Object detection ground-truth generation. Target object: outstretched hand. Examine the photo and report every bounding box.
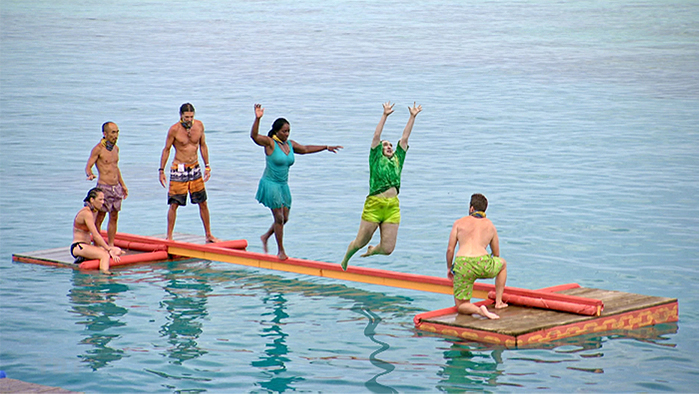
[326,145,343,153]
[408,102,422,117]
[254,103,264,119]
[382,101,395,116]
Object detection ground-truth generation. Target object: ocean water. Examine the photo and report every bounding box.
[0,0,697,392]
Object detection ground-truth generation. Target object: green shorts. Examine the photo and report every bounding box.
[361,195,400,224]
[452,255,504,301]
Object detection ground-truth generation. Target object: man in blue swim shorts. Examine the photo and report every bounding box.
[446,193,508,319]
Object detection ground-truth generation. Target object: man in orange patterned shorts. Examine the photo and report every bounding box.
[446,193,508,319]
[159,103,220,243]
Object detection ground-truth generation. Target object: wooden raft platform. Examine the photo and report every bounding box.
[415,286,678,348]
[11,233,208,269]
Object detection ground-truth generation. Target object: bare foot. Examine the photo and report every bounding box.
[479,305,500,319]
[261,234,269,254]
[278,251,288,261]
[206,236,221,243]
[495,302,509,309]
[360,245,375,257]
[100,270,113,276]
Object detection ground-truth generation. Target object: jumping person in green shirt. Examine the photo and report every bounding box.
[341,101,422,270]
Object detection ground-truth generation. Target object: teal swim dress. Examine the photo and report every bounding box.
[255,140,295,209]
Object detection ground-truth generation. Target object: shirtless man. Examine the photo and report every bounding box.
[86,121,128,247]
[446,193,508,319]
[159,103,219,242]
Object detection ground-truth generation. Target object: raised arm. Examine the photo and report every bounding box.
[398,102,422,151]
[250,104,275,151]
[371,102,395,149]
[159,128,175,188]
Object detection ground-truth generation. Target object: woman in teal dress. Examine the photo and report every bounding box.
[251,104,343,260]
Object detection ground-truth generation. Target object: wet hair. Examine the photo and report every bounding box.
[470,193,488,212]
[102,121,115,134]
[180,103,195,114]
[267,118,290,137]
[84,187,104,203]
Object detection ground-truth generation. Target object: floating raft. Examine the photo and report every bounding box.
[11,233,247,270]
[13,232,678,346]
[415,284,678,348]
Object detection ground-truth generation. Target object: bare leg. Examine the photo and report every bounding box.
[340,220,379,270]
[107,211,118,247]
[268,207,289,260]
[167,204,178,240]
[455,298,500,319]
[494,260,508,309]
[74,244,113,275]
[198,201,220,243]
[261,225,274,254]
[360,222,398,257]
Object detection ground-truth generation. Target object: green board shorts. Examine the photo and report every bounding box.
[361,195,400,224]
[452,255,504,300]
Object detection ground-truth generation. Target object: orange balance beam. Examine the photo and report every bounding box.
[103,231,248,250]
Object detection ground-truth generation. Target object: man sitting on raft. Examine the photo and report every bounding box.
[446,193,508,319]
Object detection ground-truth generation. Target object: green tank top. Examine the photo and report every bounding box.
[368,142,407,196]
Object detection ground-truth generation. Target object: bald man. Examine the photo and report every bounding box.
[85,121,128,247]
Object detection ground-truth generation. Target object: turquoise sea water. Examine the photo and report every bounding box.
[1,0,698,392]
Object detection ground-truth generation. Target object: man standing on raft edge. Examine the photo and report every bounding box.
[340,101,422,270]
[159,103,220,243]
[446,193,508,319]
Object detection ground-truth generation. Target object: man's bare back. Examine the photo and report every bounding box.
[451,215,499,258]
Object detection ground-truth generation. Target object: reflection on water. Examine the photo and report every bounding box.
[437,342,505,392]
[68,272,130,371]
[353,306,398,394]
[159,268,212,365]
[435,322,679,391]
[252,293,304,392]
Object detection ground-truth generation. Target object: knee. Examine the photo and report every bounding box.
[383,244,395,255]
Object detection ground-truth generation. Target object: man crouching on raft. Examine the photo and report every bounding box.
[446,193,508,319]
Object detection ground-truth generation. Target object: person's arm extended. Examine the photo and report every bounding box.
[371,102,394,149]
[291,141,343,155]
[398,102,422,151]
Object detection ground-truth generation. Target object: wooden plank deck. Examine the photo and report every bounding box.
[417,287,678,347]
[11,233,203,268]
